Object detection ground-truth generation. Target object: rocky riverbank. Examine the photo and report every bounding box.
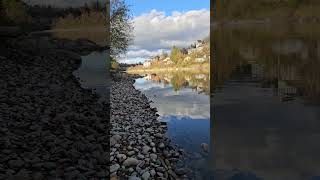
[0,35,109,179]
[110,74,189,180]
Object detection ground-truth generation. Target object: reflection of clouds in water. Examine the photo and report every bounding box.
[134,78,169,91]
[134,78,210,119]
[156,101,209,119]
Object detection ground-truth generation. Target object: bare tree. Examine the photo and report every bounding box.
[110,0,133,57]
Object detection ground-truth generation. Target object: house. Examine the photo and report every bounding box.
[196,46,204,52]
[166,61,174,65]
[188,48,196,55]
[143,61,151,68]
[195,57,206,63]
[184,56,191,62]
[195,40,204,48]
[165,59,174,65]
[195,74,206,80]
[163,57,171,62]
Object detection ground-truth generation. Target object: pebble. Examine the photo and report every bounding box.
[129,176,141,180]
[150,169,156,176]
[127,151,135,156]
[159,143,165,149]
[110,164,120,173]
[142,146,151,154]
[141,171,150,180]
[123,158,140,167]
[150,153,157,160]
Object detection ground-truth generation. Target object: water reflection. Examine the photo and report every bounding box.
[134,71,211,178]
[73,50,109,101]
[212,23,320,180]
[134,71,210,95]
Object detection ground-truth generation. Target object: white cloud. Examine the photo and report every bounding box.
[119,49,170,64]
[122,9,210,63]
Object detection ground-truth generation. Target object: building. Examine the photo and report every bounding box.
[163,57,170,62]
[195,57,206,63]
[184,56,191,62]
[195,40,204,48]
[143,61,151,68]
[165,60,174,65]
[188,48,196,55]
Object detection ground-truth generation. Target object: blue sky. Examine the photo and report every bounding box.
[119,0,210,64]
[126,0,210,16]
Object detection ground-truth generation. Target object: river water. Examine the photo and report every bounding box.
[73,50,110,101]
[133,72,213,178]
[211,23,320,180]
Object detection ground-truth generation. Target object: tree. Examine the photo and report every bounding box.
[181,48,188,55]
[170,46,184,64]
[110,0,134,57]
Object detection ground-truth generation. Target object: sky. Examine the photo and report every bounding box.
[23,0,210,64]
[119,0,210,64]
[126,0,210,17]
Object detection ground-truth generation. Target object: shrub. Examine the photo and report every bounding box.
[1,0,31,25]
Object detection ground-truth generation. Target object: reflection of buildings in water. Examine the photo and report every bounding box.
[144,74,153,80]
[185,75,192,81]
[195,74,207,80]
[142,72,210,94]
[250,63,264,80]
[239,46,260,60]
[277,80,297,96]
[247,63,300,98]
[163,77,171,83]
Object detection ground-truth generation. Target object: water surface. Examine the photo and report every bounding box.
[73,50,109,101]
[211,23,320,180]
[134,71,212,178]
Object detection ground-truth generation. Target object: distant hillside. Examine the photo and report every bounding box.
[127,38,210,72]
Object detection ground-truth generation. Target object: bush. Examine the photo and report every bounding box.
[1,0,31,25]
[111,57,119,70]
[170,46,185,64]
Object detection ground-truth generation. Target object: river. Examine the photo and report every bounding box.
[73,50,110,101]
[211,23,320,180]
[132,71,213,179]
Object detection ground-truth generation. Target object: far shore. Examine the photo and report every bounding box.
[127,63,209,74]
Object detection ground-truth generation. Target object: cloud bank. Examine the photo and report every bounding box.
[120,9,210,63]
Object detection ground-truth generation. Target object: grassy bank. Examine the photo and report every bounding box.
[127,63,209,74]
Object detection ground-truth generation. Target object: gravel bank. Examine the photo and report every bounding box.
[110,74,189,180]
[0,35,109,179]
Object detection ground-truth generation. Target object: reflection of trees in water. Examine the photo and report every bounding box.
[212,24,320,104]
[142,71,210,95]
